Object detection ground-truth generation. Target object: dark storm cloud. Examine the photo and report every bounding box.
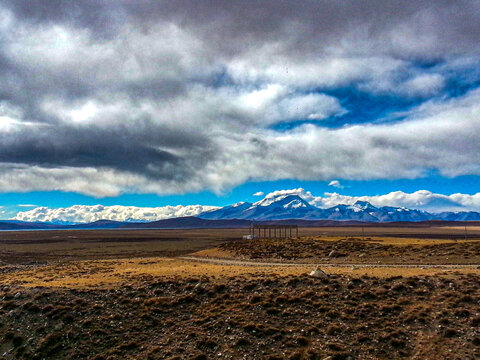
[1,0,125,39]
[0,0,480,196]
[136,0,480,57]
[0,119,214,180]
[4,0,480,57]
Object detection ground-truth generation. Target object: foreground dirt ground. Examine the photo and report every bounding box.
[1,227,480,359]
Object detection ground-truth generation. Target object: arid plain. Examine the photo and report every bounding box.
[1,225,480,359]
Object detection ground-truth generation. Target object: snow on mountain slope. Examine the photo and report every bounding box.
[200,194,325,220]
[198,193,480,222]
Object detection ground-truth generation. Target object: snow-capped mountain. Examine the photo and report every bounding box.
[199,195,325,220]
[198,193,480,222]
[435,211,480,221]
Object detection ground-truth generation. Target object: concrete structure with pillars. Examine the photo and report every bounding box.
[249,224,298,239]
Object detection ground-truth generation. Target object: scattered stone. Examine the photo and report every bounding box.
[309,267,328,278]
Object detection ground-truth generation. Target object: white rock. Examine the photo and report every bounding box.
[309,267,328,278]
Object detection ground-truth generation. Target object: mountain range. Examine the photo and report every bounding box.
[2,192,480,230]
[198,193,480,222]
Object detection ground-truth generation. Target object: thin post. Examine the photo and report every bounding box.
[465,224,468,240]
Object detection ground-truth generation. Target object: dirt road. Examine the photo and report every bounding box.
[180,255,480,269]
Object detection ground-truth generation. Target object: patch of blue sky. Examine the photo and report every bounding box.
[272,58,480,132]
[429,57,480,98]
[209,68,235,88]
[271,87,425,131]
[445,78,480,98]
[413,59,444,70]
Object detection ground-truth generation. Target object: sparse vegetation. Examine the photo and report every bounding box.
[0,273,479,359]
[0,227,479,359]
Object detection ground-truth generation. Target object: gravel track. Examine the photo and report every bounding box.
[180,255,480,269]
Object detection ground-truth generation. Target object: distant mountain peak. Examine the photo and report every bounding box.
[283,198,308,209]
[253,192,309,207]
[353,200,376,209]
[232,202,248,207]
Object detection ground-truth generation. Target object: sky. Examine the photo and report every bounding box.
[1,0,480,222]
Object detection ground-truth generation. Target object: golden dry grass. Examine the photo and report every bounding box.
[2,257,480,289]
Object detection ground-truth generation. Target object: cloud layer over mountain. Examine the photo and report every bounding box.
[0,1,480,196]
[262,188,480,213]
[11,188,480,223]
[12,204,219,224]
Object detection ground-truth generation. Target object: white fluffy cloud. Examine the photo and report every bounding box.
[253,188,317,206]
[260,188,480,212]
[253,192,264,196]
[328,180,343,189]
[12,204,219,224]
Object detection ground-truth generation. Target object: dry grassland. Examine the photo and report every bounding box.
[0,227,479,359]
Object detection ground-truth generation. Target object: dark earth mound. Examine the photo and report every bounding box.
[220,238,480,264]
